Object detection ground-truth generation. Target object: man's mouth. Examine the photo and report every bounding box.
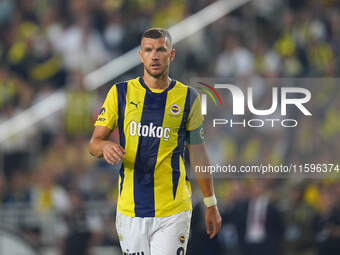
[151,63,161,69]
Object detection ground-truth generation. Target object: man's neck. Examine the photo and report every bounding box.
[143,73,171,90]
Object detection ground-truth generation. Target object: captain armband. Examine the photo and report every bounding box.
[186,125,205,145]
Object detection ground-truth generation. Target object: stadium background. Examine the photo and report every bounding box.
[0,0,339,254]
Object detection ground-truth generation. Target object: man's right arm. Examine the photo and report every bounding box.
[88,125,125,165]
[89,85,124,165]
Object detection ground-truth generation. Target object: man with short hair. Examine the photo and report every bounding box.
[88,27,221,255]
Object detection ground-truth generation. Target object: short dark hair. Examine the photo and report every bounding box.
[141,27,172,48]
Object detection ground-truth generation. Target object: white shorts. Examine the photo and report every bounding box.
[116,210,192,255]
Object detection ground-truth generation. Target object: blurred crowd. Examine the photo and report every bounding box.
[189,178,340,255]
[0,0,339,254]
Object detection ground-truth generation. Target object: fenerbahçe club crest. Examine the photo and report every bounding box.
[170,104,181,115]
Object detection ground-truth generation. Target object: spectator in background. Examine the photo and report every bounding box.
[0,67,18,109]
[152,0,186,28]
[223,180,284,255]
[313,184,340,255]
[274,10,304,76]
[62,190,103,255]
[62,190,91,255]
[33,82,62,149]
[215,34,254,78]
[306,37,334,76]
[31,165,70,215]
[252,38,280,77]
[283,183,316,255]
[42,133,71,176]
[219,180,247,255]
[64,72,95,136]
[57,12,109,74]
[328,10,340,70]
[103,13,124,58]
[3,169,31,204]
[0,170,8,203]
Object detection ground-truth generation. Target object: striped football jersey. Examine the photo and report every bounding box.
[95,77,203,217]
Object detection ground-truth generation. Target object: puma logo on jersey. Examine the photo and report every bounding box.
[129,121,170,141]
[99,107,106,115]
[130,101,139,109]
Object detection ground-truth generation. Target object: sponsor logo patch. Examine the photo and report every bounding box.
[129,121,171,141]
[123,251,144,255]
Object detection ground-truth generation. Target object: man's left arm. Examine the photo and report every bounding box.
[188,143,222,239]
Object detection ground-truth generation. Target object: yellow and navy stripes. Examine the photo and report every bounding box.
[95,77,203,217]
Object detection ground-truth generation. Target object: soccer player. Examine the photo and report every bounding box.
[88,27,221,255]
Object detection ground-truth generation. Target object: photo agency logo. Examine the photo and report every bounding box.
[196,81,312,128]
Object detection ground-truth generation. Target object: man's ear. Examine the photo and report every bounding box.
[138,49,143,63]
[170,48,176,62]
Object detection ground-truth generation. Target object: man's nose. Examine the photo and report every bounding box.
[152,50,159,60]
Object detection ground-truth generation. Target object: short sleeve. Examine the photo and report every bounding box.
[94,85,118,130]
[186,87,205,144]
[186,88,204,131]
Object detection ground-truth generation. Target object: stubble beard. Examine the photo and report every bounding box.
[145,65,168,79]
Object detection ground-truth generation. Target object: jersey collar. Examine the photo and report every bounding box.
[139,77,176,93]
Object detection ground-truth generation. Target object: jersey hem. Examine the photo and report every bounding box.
[94,123,114,130]
[117,200,192,218]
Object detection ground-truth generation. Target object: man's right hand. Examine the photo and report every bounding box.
[88,126,125,164]
[102,142,126,165]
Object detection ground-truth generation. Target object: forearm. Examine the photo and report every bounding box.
[195,176,215,197]
[189,144,222,238]
[188,144,215,197]
[88,138,111,158]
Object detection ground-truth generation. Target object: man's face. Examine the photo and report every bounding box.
[139,37,175,78]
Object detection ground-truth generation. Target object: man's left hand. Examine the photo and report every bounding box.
[205,205,222,239]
